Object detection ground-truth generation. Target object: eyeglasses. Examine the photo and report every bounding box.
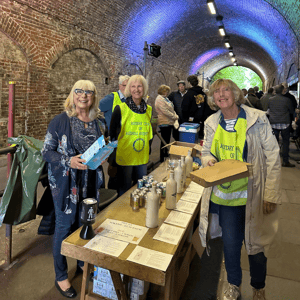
[74,89,94,96]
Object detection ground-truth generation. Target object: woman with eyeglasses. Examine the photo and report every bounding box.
[42,80,106,298]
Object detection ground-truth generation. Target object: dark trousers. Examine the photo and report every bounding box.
[53,203,83,281]
[218,205,267,289]
[159,125,172,162]
[117,164,147,196]
[273,126,290,163]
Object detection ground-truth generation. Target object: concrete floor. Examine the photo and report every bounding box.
[0,136,300,299]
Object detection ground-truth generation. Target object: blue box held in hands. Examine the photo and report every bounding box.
[81,136,118,170]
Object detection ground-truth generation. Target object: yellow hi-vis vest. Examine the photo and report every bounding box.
[116,103,153,166]
[112,92,123,112]
[210,116,248,206]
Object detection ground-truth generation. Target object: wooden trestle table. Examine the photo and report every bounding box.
[61,163,202,300]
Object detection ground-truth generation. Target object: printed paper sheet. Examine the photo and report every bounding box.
[153,223,185,245]
[95,219,148,244]
[164,210,192,228]
[175,200,198,214]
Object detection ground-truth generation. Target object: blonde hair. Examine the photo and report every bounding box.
[64,80,102,120]
[124,75,148,99]
[157,85,171,96]
[119,75,130,85]
[207,79,245,111]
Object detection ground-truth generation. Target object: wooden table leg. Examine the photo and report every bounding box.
[81,262,92,300]
[110,270,128,300]
[164,267,175,300]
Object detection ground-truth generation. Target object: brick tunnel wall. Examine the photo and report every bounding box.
[0,0,298,147]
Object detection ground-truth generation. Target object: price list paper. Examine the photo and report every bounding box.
[180,191,201,203]
[164,210,192,228]
[84,235,129,257]
[127,246,173,271]
[95,219,149,244]
[185,181,205,194]
[153,223,185,245]
[175,200,198,214]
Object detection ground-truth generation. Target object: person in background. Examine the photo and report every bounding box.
[282,82,297,136]
[248,88,262,109]
[155,84,179,162]
[168,80,187,140]
[260,87,274,112]
[200,79,281,300]
[100,75,130,132]
[182,75,214,138]
[42,80,105,298]
[109,75,153,196]
[242,88,254,108]
[254,86,263,99]
[100,75,130,189]
[268,84,295,167]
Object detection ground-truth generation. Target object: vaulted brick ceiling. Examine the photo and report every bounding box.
[117,0,299,81]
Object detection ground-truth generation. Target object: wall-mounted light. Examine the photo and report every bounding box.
[229,52,234,56]
[224,36,230,48]
[233,62,237,66]
[228,47,234,56]
[218,25,226,36]
[207,0,216,14]
[231,57,236,62]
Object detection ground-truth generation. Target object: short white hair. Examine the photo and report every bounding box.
[119,75,130,85]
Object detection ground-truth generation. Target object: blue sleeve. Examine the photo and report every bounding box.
[41,116,72,168]
[99,93,114,112]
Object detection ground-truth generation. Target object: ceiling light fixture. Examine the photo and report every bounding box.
[233,62,237,66]
[224,36,230,48]
[207,0,216,14]
[218,25,226,36]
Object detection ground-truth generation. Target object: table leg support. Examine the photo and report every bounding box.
[81,262,93,300]
[110,270,128,300]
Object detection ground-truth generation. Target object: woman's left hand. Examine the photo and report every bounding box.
[263,201,277,214]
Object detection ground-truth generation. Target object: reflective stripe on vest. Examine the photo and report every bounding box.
[210,117,248,206]
[116,103,153,166]
[112,92,122,112]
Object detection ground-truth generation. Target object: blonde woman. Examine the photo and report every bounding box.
[42,80,106,298]
[155,84,179,162]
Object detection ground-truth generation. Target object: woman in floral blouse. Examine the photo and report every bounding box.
[42,80,105,298]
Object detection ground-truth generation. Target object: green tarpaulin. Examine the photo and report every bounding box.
[0,135,45,226]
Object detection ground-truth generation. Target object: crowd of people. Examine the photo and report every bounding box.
[41,74,297,299]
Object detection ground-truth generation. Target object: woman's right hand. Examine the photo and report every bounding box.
[207,159,217,167]
[70,154,87,170]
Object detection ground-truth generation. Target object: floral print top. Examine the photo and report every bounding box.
[42,112,105,217]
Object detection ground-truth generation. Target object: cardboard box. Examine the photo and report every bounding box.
[162,141,201,158]
[81,137,118,170]
[190,159,251,188]
[192,226,205,258]
[178,122,200,143]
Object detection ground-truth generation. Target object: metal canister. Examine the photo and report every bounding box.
[130,191,138,207]
[143,175,148,184]
[160,183,166,198]
[132,195,140,212]
[138,192,146,208]
[137,179,144,189]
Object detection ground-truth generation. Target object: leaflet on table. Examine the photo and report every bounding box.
[180,191,202,203]
[185,181,205,194]
[153,223,185,245]
[81,136,118,170]
[164,210,192,228]
[95,219,149,244]
[127,246,173,271]
[175,200,198,214]
[84,235,129,257]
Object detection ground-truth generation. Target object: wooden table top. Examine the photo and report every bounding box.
[61,163,200,287]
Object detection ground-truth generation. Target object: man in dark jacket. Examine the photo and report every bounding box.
[181,75,213,138]
[168,80,187,140]
[248,88,262,109]
[268,84,295,167]
[260,87,274,111]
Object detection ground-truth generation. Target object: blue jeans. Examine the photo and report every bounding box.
[117,164,147,196]
[53,202,83,281]
[218,204,267,289]
[273,126,290,163]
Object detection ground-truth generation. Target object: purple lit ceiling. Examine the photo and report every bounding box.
[119,0,299,81]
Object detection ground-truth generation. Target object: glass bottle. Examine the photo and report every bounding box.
[181,156,186,188]
[166,170,177,210]
[174,159,183,193]
[185,149,193,178]
[145,183,159,228]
